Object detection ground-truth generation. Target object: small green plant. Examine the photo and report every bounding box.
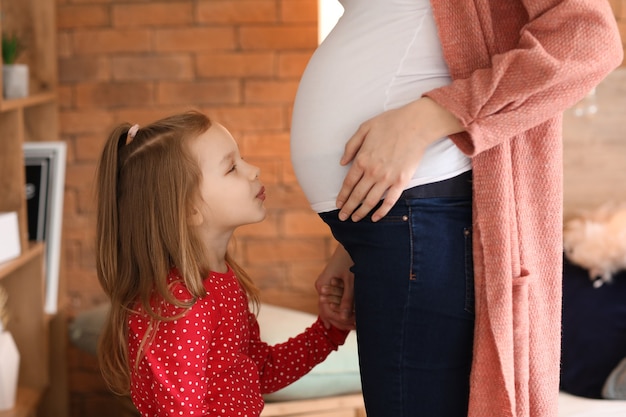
[2,33,23,65]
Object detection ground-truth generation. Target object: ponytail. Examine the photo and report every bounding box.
[95,123,134,394]
[96,124,131,296]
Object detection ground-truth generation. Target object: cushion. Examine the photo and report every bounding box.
[559,391,626,417]
[69,302,109,357]
[560,254,626,399]
[69,302,361,401]
[603,357,626,399]
[257,304,361,402]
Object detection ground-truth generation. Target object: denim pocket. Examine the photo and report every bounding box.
[464,227,475,314]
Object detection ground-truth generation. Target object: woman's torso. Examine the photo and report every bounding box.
[290,0,471,213]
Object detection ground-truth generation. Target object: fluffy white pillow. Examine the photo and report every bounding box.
[258,304,362,402]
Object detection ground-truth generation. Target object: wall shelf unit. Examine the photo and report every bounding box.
[0,0,62,415]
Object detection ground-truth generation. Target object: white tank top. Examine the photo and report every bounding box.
[290,0,471,213]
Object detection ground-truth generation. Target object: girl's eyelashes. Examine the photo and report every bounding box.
[227,164,237,174]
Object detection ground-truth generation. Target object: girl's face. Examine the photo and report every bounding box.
[189,123,266,233]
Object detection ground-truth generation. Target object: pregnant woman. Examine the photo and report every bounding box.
[290,1,623,416]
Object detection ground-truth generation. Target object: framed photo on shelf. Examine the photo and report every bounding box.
[23,142,66,314]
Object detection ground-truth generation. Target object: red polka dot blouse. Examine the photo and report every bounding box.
[128,266,349,416]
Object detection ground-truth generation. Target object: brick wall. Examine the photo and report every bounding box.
[58,0,331,318]
[58,1,626,416]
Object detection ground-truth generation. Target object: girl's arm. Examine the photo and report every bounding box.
[247,313,349,394]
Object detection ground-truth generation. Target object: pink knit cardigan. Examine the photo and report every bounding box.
[425,1,623,416]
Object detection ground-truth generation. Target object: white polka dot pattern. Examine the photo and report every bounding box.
[128,266,348,416]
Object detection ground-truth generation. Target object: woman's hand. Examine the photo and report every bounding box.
[336,97,464,222]
[316,244,355,330]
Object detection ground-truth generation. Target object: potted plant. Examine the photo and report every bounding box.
[0,286,19,410]
[2,32,28,99]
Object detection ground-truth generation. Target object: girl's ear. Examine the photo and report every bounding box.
[188,205,204,226]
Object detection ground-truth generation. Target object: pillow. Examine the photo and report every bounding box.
[69,302,109,357]
[603,357,626,400]
[560,254,626,399]
[69,302,362,401]
[258,304,361,402]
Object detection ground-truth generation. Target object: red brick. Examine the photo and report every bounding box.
[58,57,111,83]
[244,238,326,264]
[196,52,276,78]
[57,33,72,58]
[282,209,330,237]
[618,21,626,47]
[113,3,193,27]
[75,82,154,108]
[234,211,280,238]
[197,0,277,24]
[60,109,115,134]
[244,80,299,104]
[111,55,194,80]
[68,0,124,3]
[609,0,623,17]
[111,108,192,127]
[282,163,299,185]
[74,133,106,162]
[253,158,281,185]
[58,85,74,109]
[63,225,91,248]
[73,29,152,54]
[64,163,98,190]
[208,105,287,131]
[281,0,317,23]
[155,28,236,52]
[156,80,240,105]
[243,265,289,290]
[76,188,96,214]
[63,189,78,217]
[259,183,311,209]
[259,287,318,314]
[57,5,110,29]
[287,260,330,293]
[240,132,290,158]
[278,51,312,77]
[240,25,317,50]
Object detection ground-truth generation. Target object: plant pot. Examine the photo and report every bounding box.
[0,329,19,411]
[2,64,29,99]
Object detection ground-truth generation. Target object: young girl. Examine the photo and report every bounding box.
[95,111,350,416]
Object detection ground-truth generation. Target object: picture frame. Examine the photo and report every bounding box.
[23,142,66,314]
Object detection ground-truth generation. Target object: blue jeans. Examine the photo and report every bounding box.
[320,196,474,417]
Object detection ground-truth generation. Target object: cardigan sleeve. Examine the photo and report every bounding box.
[425,0,623,156]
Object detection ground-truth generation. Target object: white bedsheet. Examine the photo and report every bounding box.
[560,392,626,416]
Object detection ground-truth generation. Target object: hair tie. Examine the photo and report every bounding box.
[128,124,140,140]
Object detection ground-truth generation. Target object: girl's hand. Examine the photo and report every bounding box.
[316,245,355,330]
[336,97,464,222]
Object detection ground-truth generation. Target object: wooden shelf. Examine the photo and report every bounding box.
[0,387,43,417]
[0,243,44,281]
[0,92,56,112]
[0,0,64,415]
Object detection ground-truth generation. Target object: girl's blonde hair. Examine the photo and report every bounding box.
[95,111,258,394]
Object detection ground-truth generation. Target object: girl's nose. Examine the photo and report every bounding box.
[244,160,260,180]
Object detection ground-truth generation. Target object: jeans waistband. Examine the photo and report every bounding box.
[400,170,472,199]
